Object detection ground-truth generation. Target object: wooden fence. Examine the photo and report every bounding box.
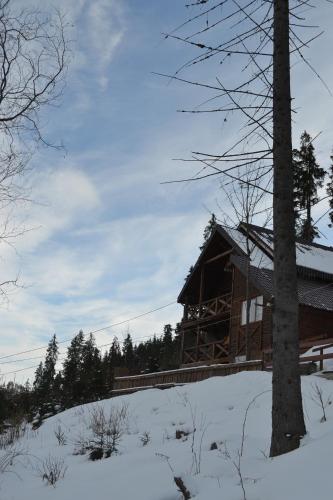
[111,338,333,396]
[112,360,263,395]
[263,337,333,370]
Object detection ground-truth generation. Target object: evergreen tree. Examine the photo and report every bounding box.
[160,324,175,370]
[42,334,58,396]
[62,330,85,404]
[200,213,217,250]
[122,332,135,373]
[81,333,97,399]
[109,337,123,367]
[101,350,114,395]
[327,152,333,228]
[32,335,59,404]
[293,131,325,242]
[33,362,44,394]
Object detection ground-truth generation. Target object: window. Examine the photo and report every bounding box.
[241,296,263,325]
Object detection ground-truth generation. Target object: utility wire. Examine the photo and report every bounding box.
[0,301,178,362]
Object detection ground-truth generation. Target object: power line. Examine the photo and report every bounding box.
[0,330,175,366]
[0,333,151,365]
[1,313,239,377]
[0,300,178,362]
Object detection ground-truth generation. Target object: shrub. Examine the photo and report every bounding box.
[38,455,67,487]
[0,446,25,475]
[0,419,27,449]
[54,424,66,446]
[87,403,128,460]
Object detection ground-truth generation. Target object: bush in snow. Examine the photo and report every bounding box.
[37,455,67,487]
[0,419,27,449]
[311,382,332,422]
[54,424,67,446]
[87,402,129,460]
[0,446,26,475]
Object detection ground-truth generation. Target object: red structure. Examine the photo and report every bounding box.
[178,223,333,366]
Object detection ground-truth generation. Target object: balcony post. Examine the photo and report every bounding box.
[183,303,188,321]
[199,267,204,307]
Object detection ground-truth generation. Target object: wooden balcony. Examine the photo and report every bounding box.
[183,338,230,365]
[183,292,232,326]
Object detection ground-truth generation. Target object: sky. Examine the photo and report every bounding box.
[0,0,333,383]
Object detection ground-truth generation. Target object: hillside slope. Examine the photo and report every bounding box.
[0,372,332,500]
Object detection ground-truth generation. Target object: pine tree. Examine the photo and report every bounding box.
[327,152,333,228]
[293,131,325,242]
[200,213,217,250]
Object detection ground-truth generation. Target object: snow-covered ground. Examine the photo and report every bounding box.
[1,372,332,500]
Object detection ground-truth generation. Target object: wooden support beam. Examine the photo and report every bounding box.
[204,248,232,265]
[199,267,204,304]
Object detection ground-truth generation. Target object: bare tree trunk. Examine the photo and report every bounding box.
[245,218,251,361]
[270,0,306,457]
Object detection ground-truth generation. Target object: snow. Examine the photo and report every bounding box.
[1,372,333,499]
[296,242,333,275]
[223,226,273,270]
[225,225,333,275]
[249,226,333,275]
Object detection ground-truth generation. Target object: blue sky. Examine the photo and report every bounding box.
[1,0,333,382]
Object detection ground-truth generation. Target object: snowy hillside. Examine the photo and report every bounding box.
[1,372,332,500]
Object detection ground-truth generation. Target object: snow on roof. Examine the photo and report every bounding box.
[240,224,333,276]
[296,242,333,276]
[221,225,273,270]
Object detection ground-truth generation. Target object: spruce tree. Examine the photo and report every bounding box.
[122,332,135,373]
[101,350,114,395]
[327,152,333,228]
[200,213,216,250]
[33,362,44,397]
[160,324,175,370]
[293,131,325,242]
[42,334,59,396]
[109,337,123,368]
[62,330,85,404]
[81,334,105,401]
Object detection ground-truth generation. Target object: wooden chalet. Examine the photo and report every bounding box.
[178,223,333,367]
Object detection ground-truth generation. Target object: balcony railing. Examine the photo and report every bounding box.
[184,293,232,324]
[183,339,230,365]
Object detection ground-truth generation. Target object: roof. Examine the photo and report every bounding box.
[231,254,333,312]
[241,223,333,279]
[178,222,333,311]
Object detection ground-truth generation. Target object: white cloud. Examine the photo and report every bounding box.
[87,0,125,87]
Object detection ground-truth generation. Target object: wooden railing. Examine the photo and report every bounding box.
[113,360,263,395]
[263,338,333,370]
[183,339,229,365]
[184,293,232,323]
